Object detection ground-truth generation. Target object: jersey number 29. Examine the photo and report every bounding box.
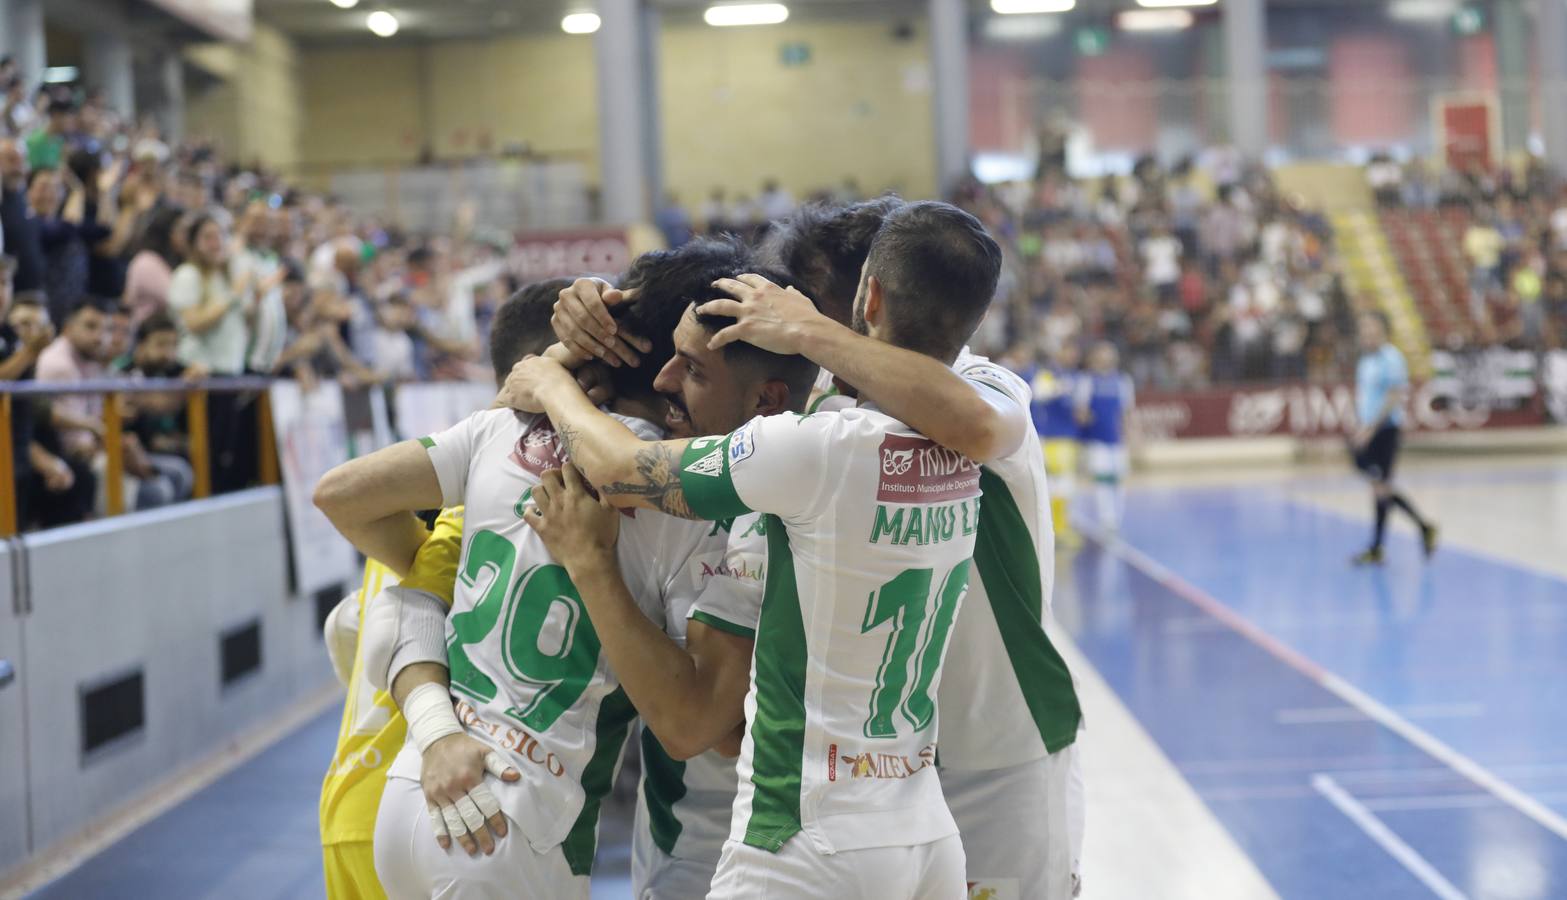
[447,529,602,732]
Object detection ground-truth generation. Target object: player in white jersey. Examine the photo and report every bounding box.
[526,248,820,899]
[314,270,733,898]
[542,204,901,899]
[697,268,1085,895]
[502,201,1005,899]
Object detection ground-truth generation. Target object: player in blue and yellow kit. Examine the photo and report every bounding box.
[1027,342,1084,548]
[1075,341,1135,532]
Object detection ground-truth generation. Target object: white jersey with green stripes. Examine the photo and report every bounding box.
[637,513,769,870]
[936,350,1082,768]
[387,408,725,875]
[676,407,981,855]
[815,350,1083,768]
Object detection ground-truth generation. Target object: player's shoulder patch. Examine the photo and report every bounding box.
[684,446,725,478]
[728,421,755,465]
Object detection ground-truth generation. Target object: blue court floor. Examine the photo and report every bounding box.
[20,459,1567,900]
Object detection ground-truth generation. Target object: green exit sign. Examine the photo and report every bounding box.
[780,42,811,66]
[1075,26,1109,57]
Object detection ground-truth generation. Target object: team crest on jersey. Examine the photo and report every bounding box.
[685,447,725,478]
[875,435,980,503]
[511,418,569,476]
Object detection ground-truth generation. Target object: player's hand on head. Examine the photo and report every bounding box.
[421,733,519,857]
[702,274,823,356]
[526,465,620,570]
[496,355,571,414]
[552,277,651,368]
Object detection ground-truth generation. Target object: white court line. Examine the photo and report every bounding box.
[1276,703,1485,726]
[1312,774,1471,900]
[1088,528,1567,844]
[1362,791,1567,814]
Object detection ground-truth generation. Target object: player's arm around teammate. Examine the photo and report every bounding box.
[700,274,1031,464]
[525,463,754,759]
[552,273,1030,465]
[316,440,521,857]
[502,354,705,518]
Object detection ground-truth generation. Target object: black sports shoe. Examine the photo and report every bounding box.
[1421,524,1439,559]
[1352,547,1384,566]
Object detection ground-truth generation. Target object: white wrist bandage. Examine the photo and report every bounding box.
[403,682,463,754]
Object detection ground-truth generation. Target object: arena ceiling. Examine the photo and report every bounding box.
[257,0,1381,44]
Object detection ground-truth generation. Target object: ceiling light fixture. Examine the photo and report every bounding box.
[703,3,790,27]
[1388,0,1460,21]
[561,12,601,34]
[1117,8,1194,30]
[984,15,1064,40]
[367,9,399,37]
[1133,0,1215,8]
[991,0,1075,13]
[329,0,359,9]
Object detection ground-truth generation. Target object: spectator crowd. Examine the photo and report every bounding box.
[947,154,1361,391]
[1,56,510,532]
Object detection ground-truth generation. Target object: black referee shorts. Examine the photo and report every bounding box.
[1353,424,1401,482]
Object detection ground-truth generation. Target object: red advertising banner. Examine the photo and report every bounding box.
[1436,92,1497,172]
[1134,381,1547,441]
[508,228,633,283]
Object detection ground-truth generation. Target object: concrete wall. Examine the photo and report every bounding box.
[0,489,334,873]
[658,19,936,203]
[185,23,303,170]
[293,18,937,202]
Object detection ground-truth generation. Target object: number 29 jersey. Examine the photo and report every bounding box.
[388,407,724,873]
[676,407,981,856]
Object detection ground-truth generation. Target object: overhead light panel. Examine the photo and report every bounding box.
[1388,0,1459,21]
[329,0,358,9]
[367,9,399,36]
[984,15,1064,40]
[704,3,789,26]
[991,0,1075,13]
[561,12,601,34]
[1134,0,1215,7]
[1117,8,1193,30]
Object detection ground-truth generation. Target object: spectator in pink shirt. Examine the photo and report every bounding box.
[122,205,183,328]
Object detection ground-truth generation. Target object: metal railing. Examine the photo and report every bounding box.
[0,377,280,537]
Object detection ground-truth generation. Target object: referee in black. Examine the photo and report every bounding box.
[1350,311,1438,565]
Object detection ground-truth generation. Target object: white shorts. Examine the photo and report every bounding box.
[374,775,589,900]
[706,833,965,900]
[940,745,1084,900]
[1084,442,1127,484]
[631,814,719,900]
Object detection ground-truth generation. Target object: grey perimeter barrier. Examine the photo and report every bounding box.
[0,487,339,876]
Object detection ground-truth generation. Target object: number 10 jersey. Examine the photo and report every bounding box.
[389,408,724,874]
[676,406,982,857]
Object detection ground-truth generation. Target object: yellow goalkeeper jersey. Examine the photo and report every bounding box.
[319,508,465,845]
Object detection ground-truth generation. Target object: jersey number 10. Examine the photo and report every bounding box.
[861,560,970,739]
[446,529,602,732]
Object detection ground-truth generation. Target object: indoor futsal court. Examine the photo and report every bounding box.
[11,454,1565,900]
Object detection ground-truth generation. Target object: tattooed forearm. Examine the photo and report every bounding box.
[599,442,696,519]
[555,419,583,461]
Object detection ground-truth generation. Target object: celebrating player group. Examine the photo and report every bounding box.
[313,198,1085,900]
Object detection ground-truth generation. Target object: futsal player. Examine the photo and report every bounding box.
[1350,310,1438,565]
[1075,341,1134,532]
[316,283,561,899]
[503,201,1002,898]
[1033,342,1085,551]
